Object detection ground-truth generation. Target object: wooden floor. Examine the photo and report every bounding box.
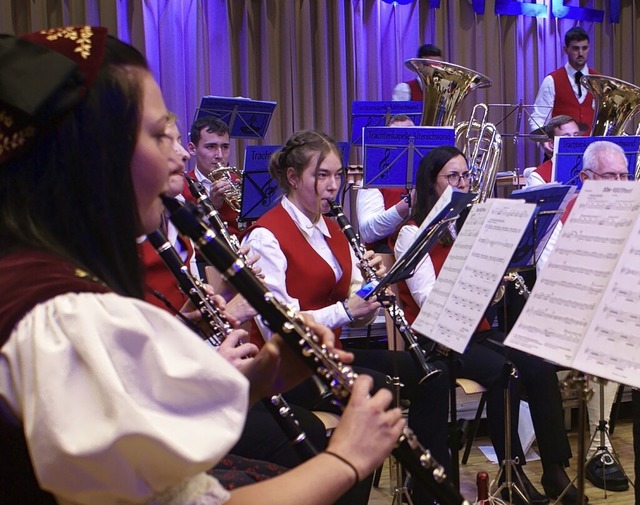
[368,416,636,505]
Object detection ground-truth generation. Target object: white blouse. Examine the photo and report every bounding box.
[394,224,438,307]
[0,291,249,505]
[242,197,364,336]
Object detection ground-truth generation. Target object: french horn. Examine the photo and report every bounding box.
[206,163,244,213]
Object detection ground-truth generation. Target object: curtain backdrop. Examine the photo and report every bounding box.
[2,0,639,171]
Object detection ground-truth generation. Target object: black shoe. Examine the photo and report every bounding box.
[585,451,629,491]
[541,474,589,505]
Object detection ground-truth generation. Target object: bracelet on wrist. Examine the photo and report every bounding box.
[324,450,360,488]
[341,299,355,322]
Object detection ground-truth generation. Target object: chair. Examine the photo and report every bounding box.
[456,378,488,465]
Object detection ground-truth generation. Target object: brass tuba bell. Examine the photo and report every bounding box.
[404,58,493,126]
[205,163,244,213]
[580,75,640,136]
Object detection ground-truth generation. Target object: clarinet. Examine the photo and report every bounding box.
[184,174,244,257]
[147,228,318,459]
[147,229,229,346]
[326,199,441,384]
[162,195,470,505]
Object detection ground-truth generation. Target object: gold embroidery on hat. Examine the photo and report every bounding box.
[40,26,93,60]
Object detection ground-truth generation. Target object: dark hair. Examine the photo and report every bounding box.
[565,27,589,46]
[189,116,230,146]
[417,44,442,58]
[543,114,578,138]
[0,36,150,297]
[413,145,466,227]
[269,130,341,196]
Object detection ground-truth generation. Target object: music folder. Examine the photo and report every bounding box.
[504,180,640,389]
[362,188,475,301]
[350,101,423,144]
[362,126,455,189]
[195,96,277,138]
[552,135,640,188]
[239,145,282,223]
[411,198,536,354]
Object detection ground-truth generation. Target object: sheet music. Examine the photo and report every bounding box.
[572,203,640,388]
[412,199,535,353]
[505,181,640,372]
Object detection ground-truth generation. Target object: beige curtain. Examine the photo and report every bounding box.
[3,0,639,171]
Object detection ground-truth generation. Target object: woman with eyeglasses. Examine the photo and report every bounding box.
[395,146,587,505]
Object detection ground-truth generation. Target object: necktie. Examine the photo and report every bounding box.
[575,70,584,98]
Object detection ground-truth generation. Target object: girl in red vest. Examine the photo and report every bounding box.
[243,130,453,505]
[395,146,586,505]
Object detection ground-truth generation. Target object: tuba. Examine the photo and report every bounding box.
[206,163,244,213]
[455,103,502,203]
[580,75,640,137]
[404,57,502,202]
[404,58,492,127]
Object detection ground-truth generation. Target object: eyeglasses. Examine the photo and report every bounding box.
[584,169,633,181]
[439,171,471,186]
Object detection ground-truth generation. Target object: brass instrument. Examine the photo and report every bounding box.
[580,75,640,181]
[327,199,441,384]
[205,163,244,213]
[185,174,243,255]
[162,194,470,505]
[404,58,501,202]
[404,58,492,127]
[455,103,503,203]
[580,75,640,136]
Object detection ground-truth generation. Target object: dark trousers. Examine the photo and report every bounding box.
[283,349,450,505]
[230,401,328,468]
[455,330,571,467]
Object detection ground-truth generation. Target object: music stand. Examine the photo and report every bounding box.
[508,184,576,269]
[350,101,423,145]
[362,126,455,189]
[552,135,640,189]
[239,145,282,224]
[195,96,277,138]
[362,191,475,301]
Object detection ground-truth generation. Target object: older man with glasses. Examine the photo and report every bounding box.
[580,140,633,182]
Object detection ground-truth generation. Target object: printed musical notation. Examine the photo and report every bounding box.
[412,198,534,354]
[505,181,640,389]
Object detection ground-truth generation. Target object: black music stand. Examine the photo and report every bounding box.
[508,184,575,269]
[362,126,455,189]
[363,191,475,301]
[239,145,282,224]
[350,101,422,145]
[552,135,640,189]
[195,96,277,138]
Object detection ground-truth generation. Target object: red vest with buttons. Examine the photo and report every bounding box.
[407,79,423,100]
[247,204,352,347]
[550,67,600,135]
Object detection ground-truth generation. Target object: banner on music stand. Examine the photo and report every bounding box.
[552,135,640,188]
[195,96,277,139]
[350,101,422,144]
[240,145,282,223]
[362,126,455,188]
